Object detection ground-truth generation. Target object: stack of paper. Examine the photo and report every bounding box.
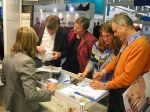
[59,84,89,102]
[36,65,62,73]
[59,84,108,101]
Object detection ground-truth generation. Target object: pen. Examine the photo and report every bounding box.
[64,80,69,82]
[74,92,96,101]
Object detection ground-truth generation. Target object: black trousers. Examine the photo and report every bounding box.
[107,88,127,112]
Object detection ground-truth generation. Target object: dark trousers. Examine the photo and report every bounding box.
[107,88,127,112]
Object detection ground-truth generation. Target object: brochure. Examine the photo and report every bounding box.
[59,80,108,101]
[123,72,150,112]
[74,85,108,101]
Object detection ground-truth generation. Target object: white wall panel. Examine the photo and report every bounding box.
[3,0,21,55]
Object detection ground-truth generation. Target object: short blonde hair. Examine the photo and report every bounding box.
[11,27,39,58]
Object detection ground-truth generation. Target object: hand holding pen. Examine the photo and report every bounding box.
[93,70,105,80]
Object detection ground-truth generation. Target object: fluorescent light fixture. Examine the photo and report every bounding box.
[53,8,57,13]
[70,7,74,12]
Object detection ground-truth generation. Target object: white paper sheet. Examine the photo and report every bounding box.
[36,65,62,73]
[75,85,108,101]
[59,84,80,95]
[59,83,108,101]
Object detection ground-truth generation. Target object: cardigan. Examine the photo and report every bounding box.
[105,36,150,89]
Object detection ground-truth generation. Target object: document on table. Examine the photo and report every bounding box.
[59,84,80,95]
[75,85,108,101]
[59,83,108,101]
[57,73,70,83]
[36,65,62,73]
[59,84,89,102]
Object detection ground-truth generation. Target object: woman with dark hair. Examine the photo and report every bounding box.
[78,22,122,80]
[2,27,56,112]
[63,17,97,74]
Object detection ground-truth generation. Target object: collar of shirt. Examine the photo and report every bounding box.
[119,31,141,54]
[126,31,141,45]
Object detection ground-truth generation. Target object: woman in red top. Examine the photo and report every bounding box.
[63,17,97,76]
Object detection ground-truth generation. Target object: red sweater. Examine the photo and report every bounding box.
[69,30,97,72]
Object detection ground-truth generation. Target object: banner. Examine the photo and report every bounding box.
[134,0,150,6]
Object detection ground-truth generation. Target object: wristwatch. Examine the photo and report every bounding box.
[103,82,108,89]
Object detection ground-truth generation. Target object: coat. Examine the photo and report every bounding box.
[2,52,52,112]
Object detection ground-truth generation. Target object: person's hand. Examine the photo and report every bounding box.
[77,72,87,81]
[93,71,104,80]
[90,80,107,90]
[52,51,61,60]
[47,82,56,95]
[36,46,45,53]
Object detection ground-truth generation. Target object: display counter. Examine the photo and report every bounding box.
[0,65,108,112]
[36,68,108,112]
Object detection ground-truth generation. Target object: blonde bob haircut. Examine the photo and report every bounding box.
[11,27,39,58]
